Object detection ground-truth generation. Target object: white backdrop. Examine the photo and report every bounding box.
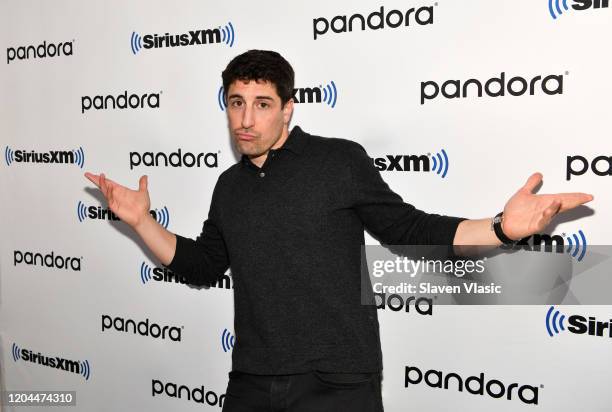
[1,0,611,411]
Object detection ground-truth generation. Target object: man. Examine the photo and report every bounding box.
[85,50,593,411]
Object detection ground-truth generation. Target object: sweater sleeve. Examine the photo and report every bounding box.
[348,141,466,245]
[164,178,230,286]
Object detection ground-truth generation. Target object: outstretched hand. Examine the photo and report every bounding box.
[84,172,151,228]
[501,172,593,241]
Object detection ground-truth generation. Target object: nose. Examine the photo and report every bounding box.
[241,104,255,130]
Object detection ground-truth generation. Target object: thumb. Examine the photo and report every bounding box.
[139,175,148,192]
[520,172,543,194]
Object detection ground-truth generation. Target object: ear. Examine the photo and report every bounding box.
[282,98,294,125]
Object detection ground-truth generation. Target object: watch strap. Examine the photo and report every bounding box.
[492,212,517,245]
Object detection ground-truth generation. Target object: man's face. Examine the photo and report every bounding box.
[226,79,293,167]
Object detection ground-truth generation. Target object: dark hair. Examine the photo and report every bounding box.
[222,50,295,107]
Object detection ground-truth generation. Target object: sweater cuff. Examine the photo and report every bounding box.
[165,234,193,275]
[434,216,468,245]
[438,216,467,258]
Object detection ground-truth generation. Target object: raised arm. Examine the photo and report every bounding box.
[347,144,593,249]
[84,172,229,285]
[84,172,177,265]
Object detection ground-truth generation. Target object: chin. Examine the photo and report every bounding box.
[235,144,259,156]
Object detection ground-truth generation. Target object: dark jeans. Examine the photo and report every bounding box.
[222,370,384,412]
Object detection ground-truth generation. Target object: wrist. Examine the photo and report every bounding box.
[491,212,517,245]
[133,211,155,233]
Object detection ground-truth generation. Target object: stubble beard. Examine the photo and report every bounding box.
[234,138,264,157]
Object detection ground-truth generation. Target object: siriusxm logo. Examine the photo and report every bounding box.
[502,230,587,261]
[313,5,434,40]
[6,40,73,64]
[13,250,82,271]
[131,23,235,55]
[81,90,160,114]
[292,82,338,107]
[152,379,225,407]
[129,149,218,169]
[375,293,433,315]
[221,328,235,353]
[217,82,338,110]
[12,343,91,381]
[549,0,608,19]
[371,150,449,178]
[5,146,84,168]
[546,306,612,338]
[140,262,187,284]
[102,314,182,342]
[140,262,233,289]
[404,366,540,405]
[77,202,170,228]
[566,155,611,180]
[421,72,564,104]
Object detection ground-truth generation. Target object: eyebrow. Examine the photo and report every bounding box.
[228,94,274,101]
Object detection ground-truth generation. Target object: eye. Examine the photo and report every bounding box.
[230,100,243,107]
[257,101,270,109]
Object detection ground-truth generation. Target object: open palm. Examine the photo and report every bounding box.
[84,172,151,228]
[502,173,593,240]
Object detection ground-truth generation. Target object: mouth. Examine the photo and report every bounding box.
[235,131,257,142]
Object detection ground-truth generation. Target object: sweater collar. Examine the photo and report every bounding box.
[240,125,307,166]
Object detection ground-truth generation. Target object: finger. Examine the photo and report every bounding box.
[556,193,594,212]
[84,172,100,187]
[537,200,561,229]
[100,174,117,186]
[139,175,148,192]
[520,172,543,194]
[107,182,114,207]
[99,173,106,195]
[99,173,110,198]
[544,199,561,218]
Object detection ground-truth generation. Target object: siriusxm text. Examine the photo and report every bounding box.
[85,206,165,221]
[142,29,221,49]
[567,314,612,338]
[9,150,75,164]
